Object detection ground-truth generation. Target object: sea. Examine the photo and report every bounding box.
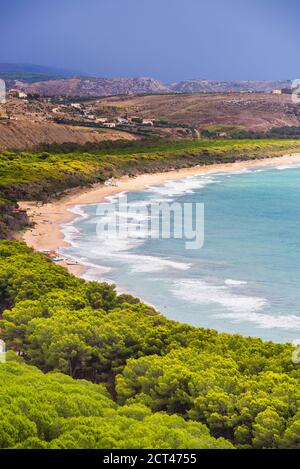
[60,161,300,343]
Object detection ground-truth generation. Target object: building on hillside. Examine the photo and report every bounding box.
[141,118,155,126]
[14,91,28,99]
[271,89,282,95]
[7,89,19,97]
[117,117,128,124]
[70,103,82,109]
[95,117,108,124]
[128,116,141,123]
[103,122,116,128]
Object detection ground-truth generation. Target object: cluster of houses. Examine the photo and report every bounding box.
[100,116,156,128]
[70,106,156,127]
[65,101,156,127]
[4,91,159,129]
[270,88,293,95]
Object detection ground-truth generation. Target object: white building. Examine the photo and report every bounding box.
[17,91,28,99]
[95,117,108,124]
[142,118,154,126]
[117,117,128,124]
[103,122,116,128]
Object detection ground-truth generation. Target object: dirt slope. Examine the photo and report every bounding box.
[0,120,136,150]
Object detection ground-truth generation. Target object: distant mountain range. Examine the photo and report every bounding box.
[170,79,292,93]
[0,63,85,84]
[21,76,169,97]
[0,63,292,96]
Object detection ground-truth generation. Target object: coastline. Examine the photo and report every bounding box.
[18,152,300,276]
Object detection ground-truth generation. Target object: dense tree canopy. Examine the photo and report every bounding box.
[1,354,231,449]
[0,241,299,449]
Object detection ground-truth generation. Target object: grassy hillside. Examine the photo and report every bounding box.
[2,138,300,237]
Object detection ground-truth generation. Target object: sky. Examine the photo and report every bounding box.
[0,0,299,82]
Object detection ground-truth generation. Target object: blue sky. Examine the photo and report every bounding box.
[0,0,299,81]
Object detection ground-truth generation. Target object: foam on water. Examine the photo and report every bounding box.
[125,254,191,273]
[171,278,300,330]
[61,205,89,246]
[88,240,191,272]
[61,163,300,341]
[225,279,248,286]
[68,205,89,219]
[62,224,81,246]
[276,163,300,171]
[215,310,300,330]
[172,278,267,315]
[145,175,218,198]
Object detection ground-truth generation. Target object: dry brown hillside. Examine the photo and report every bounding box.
[94,92,300,131]
[1,92,300,150]
[0,120,137,150]
[0,96,137,150]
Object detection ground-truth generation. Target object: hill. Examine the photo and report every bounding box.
[22,78,292,97]
[90,92,300,132]
[1,91,300,150]
[0,96,138,150]
[0,119,137,151]
[170,79,291,93]
[0,63,292,96]
[23,76,169,97]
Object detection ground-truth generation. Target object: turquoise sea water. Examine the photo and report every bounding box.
[61,162,300,343]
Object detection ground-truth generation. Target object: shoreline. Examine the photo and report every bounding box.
[19,152,300,276]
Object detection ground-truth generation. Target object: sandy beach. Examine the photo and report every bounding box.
[18,152,300,276]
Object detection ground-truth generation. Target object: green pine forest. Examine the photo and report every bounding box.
[1,138,300,449]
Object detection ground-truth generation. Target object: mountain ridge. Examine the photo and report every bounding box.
[0,63,292,97]
[11,77,292,97]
